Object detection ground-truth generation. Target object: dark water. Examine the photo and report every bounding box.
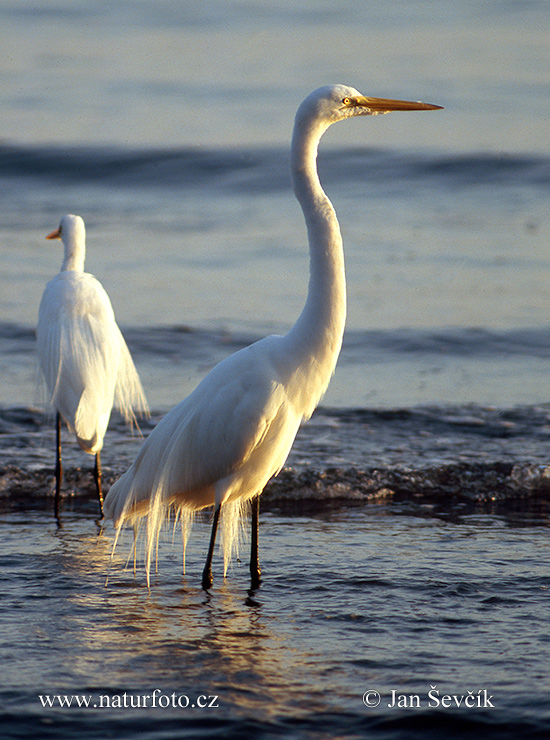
[1,502,550,740]
[2,141,549,186]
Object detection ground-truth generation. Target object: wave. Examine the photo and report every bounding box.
[0,143,548,192]
[344,326,550,361]
[4,321,550,510]
[2,403,550,513]
[5,321,550,363]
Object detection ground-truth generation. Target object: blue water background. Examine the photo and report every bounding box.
[0,0,548,412]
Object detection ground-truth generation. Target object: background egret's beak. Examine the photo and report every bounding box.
[45,227,61,240]
[355,96,443,112]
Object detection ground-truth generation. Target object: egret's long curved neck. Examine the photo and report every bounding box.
[286,113,347,386]
[61,238,85,272]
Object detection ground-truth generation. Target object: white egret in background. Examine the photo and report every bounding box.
[104,85,442,589]
[37,214,149,518]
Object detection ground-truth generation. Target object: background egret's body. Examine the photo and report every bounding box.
[104,86,441,588]
[37,214,149,516]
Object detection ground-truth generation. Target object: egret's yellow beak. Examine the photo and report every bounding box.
[46,227,62,240]
[353,96,443,112]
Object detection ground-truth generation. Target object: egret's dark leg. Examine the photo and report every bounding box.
[250,495,262,589]
[54,412,63,518]
[94,451,104,517]
[202,504,221,590]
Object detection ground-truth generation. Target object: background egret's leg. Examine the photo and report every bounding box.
[54,412,63,517]
[94,452,104,517]
[250,495,262,589]
[202,504,221,590]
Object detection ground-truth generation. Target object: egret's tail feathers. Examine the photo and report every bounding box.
[114,342,150,432]
[107,475,202,586]
[173,507,196,574]
[220,498,250,576]
[106,479,250,585]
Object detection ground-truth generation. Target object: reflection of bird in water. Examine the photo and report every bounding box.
[37,214,149,517]
[104,85,442,589]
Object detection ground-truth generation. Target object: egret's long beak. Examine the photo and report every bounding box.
[354,96,443,112]
[45,227,61,240]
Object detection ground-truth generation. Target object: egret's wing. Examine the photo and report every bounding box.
[105,336,300,524]
[37,275,85,425]
[160,344,292,491]
[70,276,149,427]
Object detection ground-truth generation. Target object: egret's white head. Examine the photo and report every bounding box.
[296,84,442,131]
[46,214,86,244]
[46,214,87,271]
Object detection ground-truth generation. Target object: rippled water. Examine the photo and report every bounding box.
[1,500,549,740]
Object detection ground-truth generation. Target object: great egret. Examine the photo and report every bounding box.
[37,214,149,517]
[104,85,442,589]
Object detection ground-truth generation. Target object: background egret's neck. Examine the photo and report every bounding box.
[61,239,86,272]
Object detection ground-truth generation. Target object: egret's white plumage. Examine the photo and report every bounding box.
[104,85,442,588]
[37,214,149,516]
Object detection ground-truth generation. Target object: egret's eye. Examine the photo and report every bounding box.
[342,97,352,106]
